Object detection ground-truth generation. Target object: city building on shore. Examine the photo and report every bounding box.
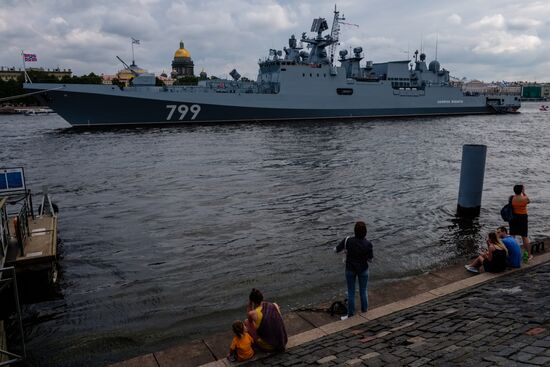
[522,83,550,100]
[171,41,194,79]
[0,66,71,81]
[157,72,174,86]
[462,79,522,96]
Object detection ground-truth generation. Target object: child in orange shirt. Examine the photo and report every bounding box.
[228,320,255,362]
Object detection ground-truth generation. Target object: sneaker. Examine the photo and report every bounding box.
[464,265,479,273]
[528,255,534,261]
[340,315,349,321]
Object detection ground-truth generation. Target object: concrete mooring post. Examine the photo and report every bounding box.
[457,144,487,217]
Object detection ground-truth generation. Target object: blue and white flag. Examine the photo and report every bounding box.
[131,38,140,45]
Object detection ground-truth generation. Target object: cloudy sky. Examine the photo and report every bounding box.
[1,0,549,81]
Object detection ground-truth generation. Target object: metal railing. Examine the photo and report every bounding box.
[15,204,29,257]
[0,199,8,267]
[2,190,35,259]
[0,267,26,365]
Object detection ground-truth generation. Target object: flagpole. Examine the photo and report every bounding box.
[21,50,31,83]
[131,39,135,66]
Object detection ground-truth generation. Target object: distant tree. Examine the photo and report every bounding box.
[57,72,102,84]
[26,70,58,83]
[240,76,251,82]
[209,75,219,80]
[0,78,23,100]
[155,77,165,86]
[75,72,102,84]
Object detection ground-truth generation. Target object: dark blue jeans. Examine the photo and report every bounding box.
[345,269,369,316]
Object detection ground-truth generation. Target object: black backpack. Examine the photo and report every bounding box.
[500,196,514,222]
[328,300,348,316]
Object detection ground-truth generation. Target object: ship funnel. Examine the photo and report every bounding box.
[229,69,241,81]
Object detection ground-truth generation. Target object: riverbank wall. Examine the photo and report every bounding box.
[107,237,549,367]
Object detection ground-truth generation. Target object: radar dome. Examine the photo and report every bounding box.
[428,60,440,72]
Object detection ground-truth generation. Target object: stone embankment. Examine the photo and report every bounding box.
[110,238,550,367]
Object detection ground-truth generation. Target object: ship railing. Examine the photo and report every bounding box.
[14,201,30,257]
[157,85,270,94]
[0,266,26,364]
[0,198,8,267]
[2,190,34,258]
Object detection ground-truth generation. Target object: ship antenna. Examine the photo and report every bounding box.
[329,4,342,66]
[328,5,358,66]
[435,33,439,61]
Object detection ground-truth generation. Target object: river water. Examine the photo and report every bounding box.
[1,104,549,366]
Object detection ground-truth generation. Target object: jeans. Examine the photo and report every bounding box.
[345,269,369,316]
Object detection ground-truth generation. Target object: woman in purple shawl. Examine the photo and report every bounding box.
[244,288,288,352]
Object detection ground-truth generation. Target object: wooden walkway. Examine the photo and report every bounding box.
[5,214,58,274]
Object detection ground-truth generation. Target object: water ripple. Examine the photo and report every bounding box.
[2,103,549,367]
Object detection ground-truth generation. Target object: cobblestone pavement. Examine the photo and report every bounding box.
[250,263,550,366]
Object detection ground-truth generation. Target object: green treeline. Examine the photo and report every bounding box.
[0,71,102,105]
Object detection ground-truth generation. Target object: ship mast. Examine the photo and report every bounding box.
[329,5,345,66]
[329,5,358,66]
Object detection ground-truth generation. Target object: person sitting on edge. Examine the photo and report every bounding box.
[227,320,254,362]
[496,226,522,268]
[334,221,374,319]
[465,232,508,273]
[244,288,288,352]
[510,184,531,260]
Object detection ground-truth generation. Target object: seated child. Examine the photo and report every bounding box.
[228,320,254,362]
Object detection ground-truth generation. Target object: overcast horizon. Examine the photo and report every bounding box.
[1,0,549,82]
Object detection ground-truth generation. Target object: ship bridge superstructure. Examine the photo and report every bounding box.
[254,7,453,93]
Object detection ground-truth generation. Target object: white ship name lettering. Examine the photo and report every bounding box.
[437,100,464,104]
[166,104,201,120]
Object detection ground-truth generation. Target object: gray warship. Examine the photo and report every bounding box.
[25,9,520,127]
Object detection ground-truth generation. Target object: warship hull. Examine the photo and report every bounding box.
[26,83,518,127]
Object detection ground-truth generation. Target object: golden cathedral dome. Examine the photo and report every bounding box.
[174,41,191,58]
